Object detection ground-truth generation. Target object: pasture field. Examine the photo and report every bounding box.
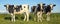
[0,13,60,24]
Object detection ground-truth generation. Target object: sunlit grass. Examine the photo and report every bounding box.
[0,13,60,24]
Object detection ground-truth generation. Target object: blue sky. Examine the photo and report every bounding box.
[0,0,60,13]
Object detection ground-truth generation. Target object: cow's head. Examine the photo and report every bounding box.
[40,3,45,9]
[14,5,17,8]
[4,4,14,10]
[49,4,56,10]
[38,3,45,10]
[4,4,9,9]
[31,6,37,12]
[32,6,36,10]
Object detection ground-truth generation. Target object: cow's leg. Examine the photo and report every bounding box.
[13,14,15,22]
[37,12,40,22]
[25,11,29,22]
[26,12,29,22]
[46,12,50,21]
[24,13,26,21]
[11,13,15,22]
[11,13,14,22]
[39,11,43,22]
[34,13,37,21]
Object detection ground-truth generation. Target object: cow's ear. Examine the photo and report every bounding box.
[20,5,22,7]
[12,5,14,7]
[53,5,56,6]
[4,5,6,7]
[43,3,45,5]
[37,4,40,5]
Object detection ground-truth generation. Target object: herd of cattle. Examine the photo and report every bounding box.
[4,3,56,22]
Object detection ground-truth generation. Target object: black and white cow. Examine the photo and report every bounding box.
[44,4,56,21]
[4,4,29,22]
[31,3,45,22]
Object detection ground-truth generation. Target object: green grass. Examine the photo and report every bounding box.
[0,13,60,24]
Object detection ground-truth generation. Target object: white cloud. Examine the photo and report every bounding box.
[0,10,8,13]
